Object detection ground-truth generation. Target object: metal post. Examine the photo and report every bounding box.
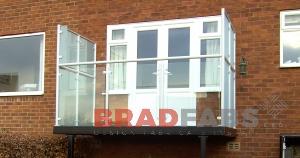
[67,135,75,158]
[199,136,207,158]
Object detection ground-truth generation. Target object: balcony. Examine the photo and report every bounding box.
[54,9,236,137]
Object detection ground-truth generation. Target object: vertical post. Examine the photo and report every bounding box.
[75,35,80,126]
[199,136,207,158]
[67,135,75,158]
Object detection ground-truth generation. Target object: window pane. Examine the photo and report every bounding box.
[203,21,218,33]
[168,27,190,88]
[201,39,220,55]
[112,29,125,40]
[285,14,300,26]
[0,34,43,93]
[168,60,189,88]
[200,58,220,87]
[110,45,127,90]
[282,31,300,64]
[137,30,157,89]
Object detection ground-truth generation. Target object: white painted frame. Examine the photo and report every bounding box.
[0,32,45,97]
[280,9,300,68]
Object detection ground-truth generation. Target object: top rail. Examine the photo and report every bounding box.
[59,54,223,66]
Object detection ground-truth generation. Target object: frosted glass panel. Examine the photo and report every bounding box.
[200,58,220,87]
[78,67,94,126]
[79,38,94,62]
[58,68,77,126]
[59,28,78,64]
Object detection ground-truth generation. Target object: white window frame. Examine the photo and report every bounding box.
[280,9,300,67]
[200,16,222,37]
[0,32,45,96]
[107,26,130,94]
[107,16,223,93]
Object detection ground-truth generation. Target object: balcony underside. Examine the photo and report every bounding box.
[53,126,237,137]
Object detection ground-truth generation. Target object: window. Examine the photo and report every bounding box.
[108,29,127,91]
[107,17,224,92]
[0,32,45,96]
[136,30,157,89]
[280,10,300,67]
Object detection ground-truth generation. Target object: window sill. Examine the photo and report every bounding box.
[0,91,44,97]
[280,64,300,68]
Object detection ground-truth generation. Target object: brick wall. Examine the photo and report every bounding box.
[0,0,300,157]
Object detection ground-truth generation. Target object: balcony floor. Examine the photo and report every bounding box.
[53,126,236,137]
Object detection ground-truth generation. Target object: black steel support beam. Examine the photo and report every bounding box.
[67,135,75,158]
[199,136,207,158]
[54,126,237,137]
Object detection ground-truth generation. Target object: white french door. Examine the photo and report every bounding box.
[128,25,196,126]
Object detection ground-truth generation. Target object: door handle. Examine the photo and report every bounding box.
[165,70,172,76]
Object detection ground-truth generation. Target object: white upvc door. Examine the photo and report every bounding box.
[128,24,197,126]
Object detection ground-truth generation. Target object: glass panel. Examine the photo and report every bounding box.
[222,64,233,127]
[109,45,127,90]
[108,94,129,126]
[78,65,95,126]
[79,38,95,75]
[95,64,106,109]
[282,31,300,64]
[137,61,157,89]
[196,92,221,126]
[0,35,43,92]
[203,21,218,33]
[95,64,109,126]
[230,69,235,127]
[230,30,235,64]
[60,29,78,64]
[168,60,189,88]
[168,27,190,88]
[285,14,300,26]
[200,58,220,87]
[58,68,77,126]
[112,29,125,40]
[165,92,196,126]
[79,38,94,62]
[201,39,220,55]
[136,30,157,89]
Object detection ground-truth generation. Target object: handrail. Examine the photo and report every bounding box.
[59,54,223,66]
